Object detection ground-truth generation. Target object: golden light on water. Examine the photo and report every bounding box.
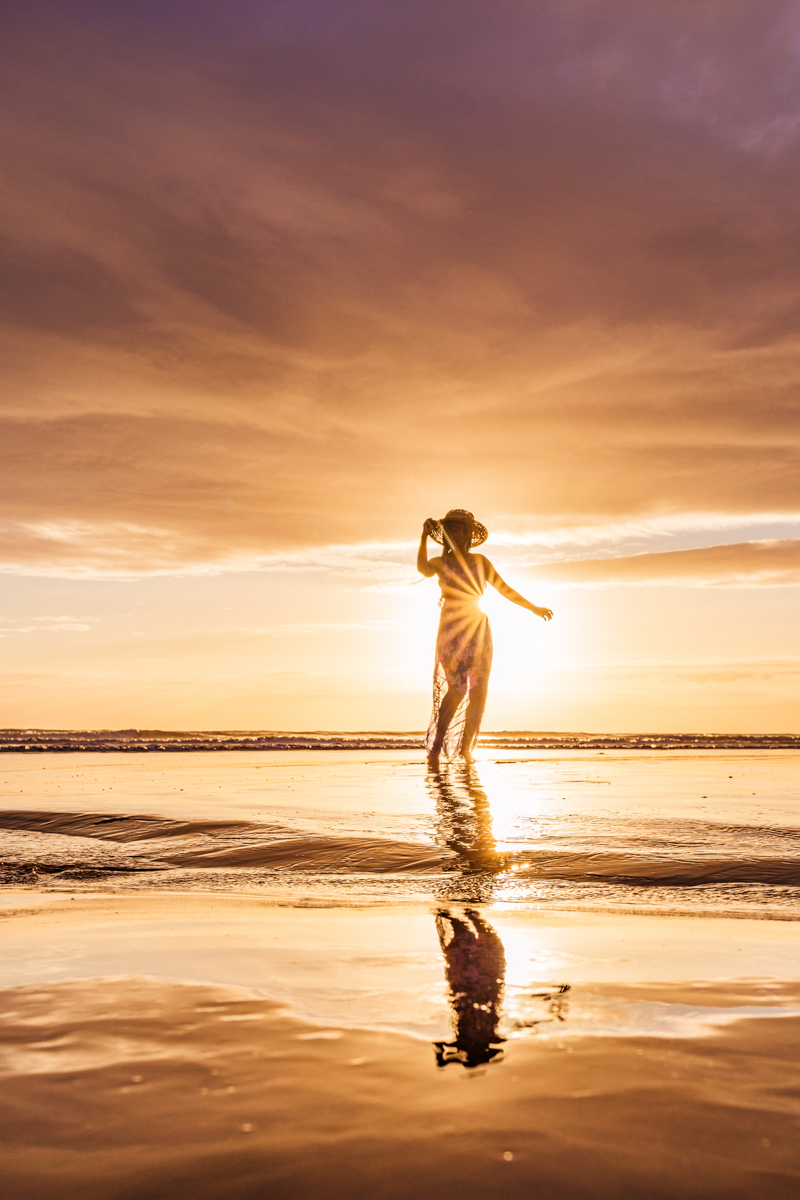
[460,758,539,847]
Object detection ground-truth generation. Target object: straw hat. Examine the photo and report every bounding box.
[428,509,488,547]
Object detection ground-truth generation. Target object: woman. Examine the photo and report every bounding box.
[418,509,552,765]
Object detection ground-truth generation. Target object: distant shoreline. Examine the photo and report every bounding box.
[2,731,800,751]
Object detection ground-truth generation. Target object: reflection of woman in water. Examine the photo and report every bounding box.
[428,764,506,1067]
[428,761,498,877]
[429,764,569,1067]
[418,509,552,765]
[434,908,506,1068]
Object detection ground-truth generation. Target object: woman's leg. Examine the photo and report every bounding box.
[461,680,489,761]
[428,684,466,761]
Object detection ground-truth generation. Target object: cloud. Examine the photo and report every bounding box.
[0,518,421,580]
[0,615,94,635]
[2,2,800,572]
[240,620,398,637]
[530,539,800,587]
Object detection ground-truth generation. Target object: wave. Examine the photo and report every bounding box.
[162,843,800,884]
[0,810,268,842]
[3,729,800,751]
[166,838,452,873]
[511,850,800,887]
[0,810,452,874]
[2,810,799,885]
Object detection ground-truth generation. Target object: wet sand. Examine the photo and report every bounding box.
[1,892,800,1197]
[3,975,800,1200]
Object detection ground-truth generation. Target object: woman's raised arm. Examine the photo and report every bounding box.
[417,518,439,577]
[482,557,553,620]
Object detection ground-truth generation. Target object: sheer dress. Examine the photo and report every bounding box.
[425,553,493,758]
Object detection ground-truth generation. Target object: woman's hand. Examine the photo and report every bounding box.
[532,605,553,621]
[422,517,438,537]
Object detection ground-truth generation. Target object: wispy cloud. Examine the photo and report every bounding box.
[498,511,800,553]
[530,539,800,587]
[240,620,398,637]
[0,615,94,636]
[0,521,421,580]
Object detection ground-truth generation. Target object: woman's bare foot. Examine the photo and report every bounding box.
[424,739,443,768]
[462,747,476,764]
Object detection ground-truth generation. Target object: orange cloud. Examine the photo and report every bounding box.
[2,2,800,572]
[531,539,800,586]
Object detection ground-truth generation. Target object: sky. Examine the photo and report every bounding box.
[2,0,800,732]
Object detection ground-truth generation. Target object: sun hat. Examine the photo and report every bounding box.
[428,509,488,547]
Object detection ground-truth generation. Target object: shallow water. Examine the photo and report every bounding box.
[2,749,800,1196]
[1,749,799,918]
[3,893,800,1041]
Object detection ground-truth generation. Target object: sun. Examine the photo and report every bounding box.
[479,588,547,695]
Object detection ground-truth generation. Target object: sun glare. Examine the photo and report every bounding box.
[479,587,553,696]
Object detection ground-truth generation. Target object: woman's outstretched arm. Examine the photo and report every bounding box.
[417,518,440,577]
[482,557,553,620]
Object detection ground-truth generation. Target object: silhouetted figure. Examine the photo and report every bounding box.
[433,908,506,1068]
[417,509,552,764]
